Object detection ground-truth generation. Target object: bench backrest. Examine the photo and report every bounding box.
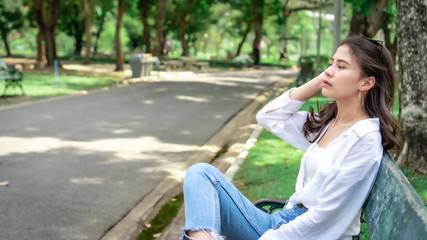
[363,153,427,239]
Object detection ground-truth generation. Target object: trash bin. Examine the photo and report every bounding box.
[129,54,153,78]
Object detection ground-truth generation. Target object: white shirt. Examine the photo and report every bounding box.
[303,144,323,185]
[256,89,383,240]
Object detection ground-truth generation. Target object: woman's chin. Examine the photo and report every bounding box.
[321,88,332,98]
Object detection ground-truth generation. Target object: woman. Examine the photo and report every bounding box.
[181,35,400,240]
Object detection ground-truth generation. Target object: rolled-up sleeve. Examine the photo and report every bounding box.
[256,89,311,152]
[259,131,383,240]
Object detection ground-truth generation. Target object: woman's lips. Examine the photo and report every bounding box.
[322,80,332,87]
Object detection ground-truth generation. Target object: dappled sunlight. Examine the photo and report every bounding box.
[0,136,199,165]
[70,177,104,184]
[175,95,209,102]
[139,161,188,182]
[112,129,132,134]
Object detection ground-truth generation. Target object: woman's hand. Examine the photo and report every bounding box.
[289,72,325,101]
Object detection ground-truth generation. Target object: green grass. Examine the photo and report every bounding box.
[136,193,184,240]
[233,129,304,202]
[0,73,118,105]
[402,168,427,205]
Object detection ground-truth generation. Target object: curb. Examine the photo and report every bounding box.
[100,78,293,240]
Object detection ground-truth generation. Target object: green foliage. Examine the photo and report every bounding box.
[0,0,396,65]
[123,14,143,51]
[345,0,373,16]
[0,0,25,55]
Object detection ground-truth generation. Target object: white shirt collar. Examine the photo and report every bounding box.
[341,118,380,138]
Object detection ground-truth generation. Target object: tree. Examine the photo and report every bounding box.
[226,0,253,57]
[58,0,84,55]
[153,0,167,57]
[347,0,390,37]
[395,0,427,173]
[247,0,333,65]
[82,0,94,64]
[251,0,264,65]
[34,0,61,67]
[92,1,114,53]
[346,0,397,59]
[0,1,24,57]
[138,0,155,53]
[172,0,194,57]
[171,0,212,57]
[124,11,143,51]
[115,0,126,71]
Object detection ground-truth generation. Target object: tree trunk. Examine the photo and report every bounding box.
[235,20,252,57]
[72,4,83,55]
[36,29,44,68]
[139,0,152,53]
[179,17,189,56]
[34,0,61,68]
[82,0,94,64]
[154,0,167,57]
[93,12,106,53]
[44,27,57,66]
[115,0,125,71]
[251,0,264,65]
[349,0,390,37]
[0,29,11,57]
[396,0,427,173]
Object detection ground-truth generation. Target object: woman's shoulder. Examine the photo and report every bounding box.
[346,118,380,139]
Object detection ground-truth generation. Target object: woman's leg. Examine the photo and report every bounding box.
[181,163,281,240]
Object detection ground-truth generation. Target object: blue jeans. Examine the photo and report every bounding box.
[181,163,307,240]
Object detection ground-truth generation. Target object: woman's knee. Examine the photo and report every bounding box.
[185,163,212,180]
[184,163,216,187]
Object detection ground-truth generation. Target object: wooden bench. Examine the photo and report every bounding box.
[254,153,427,239]
[0,58,25,96]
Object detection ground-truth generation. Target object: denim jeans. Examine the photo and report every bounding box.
[181,163,307,240]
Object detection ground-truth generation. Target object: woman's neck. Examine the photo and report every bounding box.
[334,98,369,123]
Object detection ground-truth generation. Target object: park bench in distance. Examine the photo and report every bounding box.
[0,58,25,96]
[254,153,427,239]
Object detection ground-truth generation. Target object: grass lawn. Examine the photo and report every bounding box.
[0,73,119,106]
[233,88,426,239]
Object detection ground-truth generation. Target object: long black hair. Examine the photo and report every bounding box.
[302,35,401,150]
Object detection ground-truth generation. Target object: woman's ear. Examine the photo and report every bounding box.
[359,77,375,91]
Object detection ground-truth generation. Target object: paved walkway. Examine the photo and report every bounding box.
[0,65,297,240]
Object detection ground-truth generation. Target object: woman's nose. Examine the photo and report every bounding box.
[325,66,333,77]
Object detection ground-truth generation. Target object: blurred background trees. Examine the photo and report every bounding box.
[2,0,396,67]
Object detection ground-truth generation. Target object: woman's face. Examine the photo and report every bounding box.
[321,44,364,100]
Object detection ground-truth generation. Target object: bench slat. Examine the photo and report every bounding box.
[364,153,427,240]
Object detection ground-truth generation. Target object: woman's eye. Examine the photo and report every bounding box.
[338,65,345,69]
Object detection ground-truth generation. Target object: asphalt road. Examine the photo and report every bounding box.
[0,69,296,240]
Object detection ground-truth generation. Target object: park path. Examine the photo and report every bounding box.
[0,69,296,240]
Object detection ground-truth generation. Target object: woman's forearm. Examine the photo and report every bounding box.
[289,73,324,101]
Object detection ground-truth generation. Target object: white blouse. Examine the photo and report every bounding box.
[256,89,383,240]
[303,144,323,185]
